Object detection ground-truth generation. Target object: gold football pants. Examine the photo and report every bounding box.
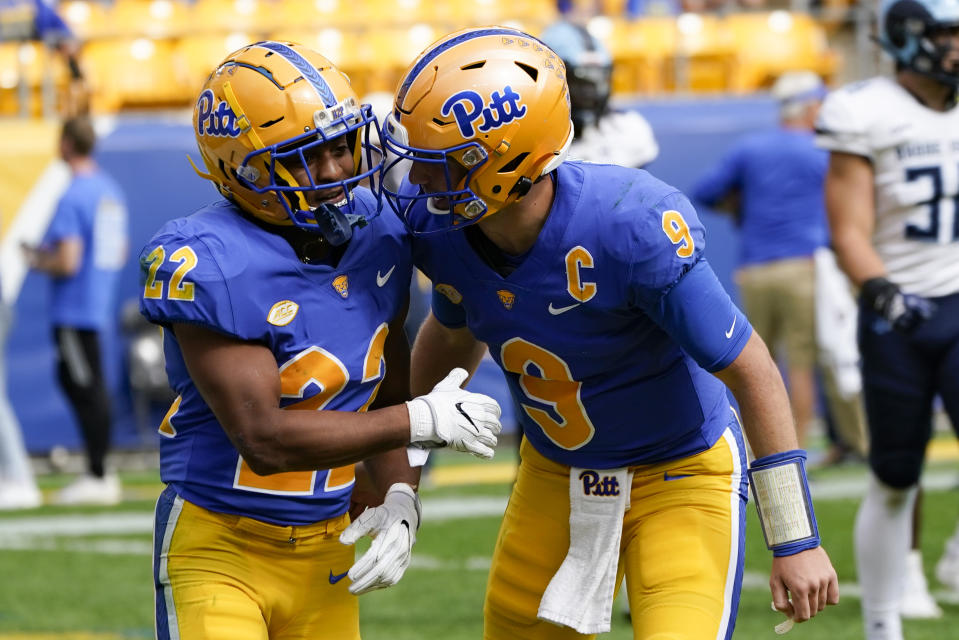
[485,427,747,640]
[154,487,358,640]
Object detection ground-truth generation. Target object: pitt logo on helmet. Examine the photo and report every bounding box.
[195,89,241,138]
[441,86,527,139]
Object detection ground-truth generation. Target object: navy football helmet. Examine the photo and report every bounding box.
[879,0,959,85]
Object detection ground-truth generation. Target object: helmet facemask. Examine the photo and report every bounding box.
[881,0,959,87]
[381,113,493,235]
[192,41,385,246]
[235,99,384,245]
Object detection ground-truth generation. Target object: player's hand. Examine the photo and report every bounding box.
[339,483,420,595]
[770,547,839,624]
[406,368,502,459]
[861,276,936,334]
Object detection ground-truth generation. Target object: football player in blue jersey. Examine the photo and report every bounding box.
[138,41,502,640]
[379,27,839,639]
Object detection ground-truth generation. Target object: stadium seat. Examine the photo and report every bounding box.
[672,12,732,92]
[598,16,677,94]
[177,33,258,99]
[109,0,193,39]
[189,0,277,36]
[0,41,65,116]
[59,0,114,40]
[84,37,188,110]
[272,0,367,30]
[364,24,442,95]
[724,11,839,92]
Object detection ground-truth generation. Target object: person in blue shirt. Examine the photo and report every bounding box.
[21,116,127,505]
[690,71,866,458]
[380,27,838,639]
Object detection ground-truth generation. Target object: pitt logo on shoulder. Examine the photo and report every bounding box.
[196,89,241,138]
[579,470,620,497]
[497,289,515,310]
[442,86,527,138]
[332,275,349,298]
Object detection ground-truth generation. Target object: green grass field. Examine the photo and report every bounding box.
[1,444,958,640]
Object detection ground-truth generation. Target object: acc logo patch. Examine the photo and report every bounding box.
[497,289,516,310]
[579,470,621,497]
[434,283,463,305]
[196,89,242,138]
[267,300,299,326]
[441,86,527,138]
[332,274,349,298]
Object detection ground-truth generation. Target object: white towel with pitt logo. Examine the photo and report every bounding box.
[538,466,632,634]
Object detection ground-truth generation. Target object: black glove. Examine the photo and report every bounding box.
[860,277,936,334]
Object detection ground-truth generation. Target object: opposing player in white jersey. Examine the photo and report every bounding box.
[816,1,959,638]
[538,19,659,169]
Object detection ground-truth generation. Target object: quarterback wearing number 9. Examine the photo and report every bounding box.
[138,41,501,640]
[382,27,840,639]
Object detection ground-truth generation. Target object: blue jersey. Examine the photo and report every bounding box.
[414,161,751,468]
[139,195,412,526]
[690,128,829,266]
[43,170,128,330]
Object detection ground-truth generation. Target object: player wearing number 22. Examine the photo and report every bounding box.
[380,27,839,639]
[817,1,959,639]
[138,41,502,640]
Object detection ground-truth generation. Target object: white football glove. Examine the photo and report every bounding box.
[406,368,502,459]
[339,482,421,595]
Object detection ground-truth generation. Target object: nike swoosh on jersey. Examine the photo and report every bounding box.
[548,302,581,315]
[329,569,350,584]
[663,471,694,481]
[376,265,396,287]
[725,316,737,339]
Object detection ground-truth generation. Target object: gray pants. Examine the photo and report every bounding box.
[0,302,34,485]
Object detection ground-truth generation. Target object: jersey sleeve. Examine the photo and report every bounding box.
[430,285,468,328]
[43,193,83,245]
[658,259,751,371]
[138,224,239,337]
[625,189,706,305]
[815,87,872,158]
[625,190,751,371]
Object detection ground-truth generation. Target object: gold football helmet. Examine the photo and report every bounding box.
[381,27,573,235]
[192,40,383,244]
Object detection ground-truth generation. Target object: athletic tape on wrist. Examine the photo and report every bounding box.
[748,449,820,557]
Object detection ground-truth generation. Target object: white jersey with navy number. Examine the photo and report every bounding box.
[816,76,959,297]
[413,161,752,469]
[139,194,412,526]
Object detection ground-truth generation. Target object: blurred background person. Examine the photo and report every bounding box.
[690,71,868,455]
[21,116,128,506]
[0,0,88,116]
[818,0,959,636]
[539,17,660,170]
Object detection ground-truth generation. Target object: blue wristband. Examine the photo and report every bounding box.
[748,449,820,557]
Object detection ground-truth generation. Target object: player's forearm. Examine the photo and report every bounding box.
[230,403,413,475]
[714,331,799,458]
[829,225,887,288]
[364,447,421,493]
[410,314,485,396]
[23,243,80,277]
